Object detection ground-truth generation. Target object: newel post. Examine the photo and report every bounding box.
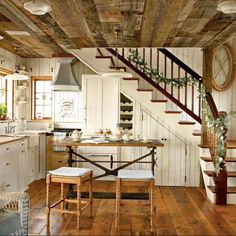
[202,49,213,146]
[215,121,228,205]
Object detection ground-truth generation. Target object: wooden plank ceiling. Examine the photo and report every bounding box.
[0,0,235,58]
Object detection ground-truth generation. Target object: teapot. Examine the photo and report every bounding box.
[69,130,82,141]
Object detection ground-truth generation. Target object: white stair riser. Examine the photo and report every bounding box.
[206,190,236,204]
[202,161,236,171]
[200,147,236,158]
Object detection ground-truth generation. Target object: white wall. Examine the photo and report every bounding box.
[211,37,236,139]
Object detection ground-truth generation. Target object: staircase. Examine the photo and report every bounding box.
[70,47,236,204]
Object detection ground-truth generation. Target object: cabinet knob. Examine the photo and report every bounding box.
[161,138,167,141]
[6,163,10,166]
[22,150,25,153]
[6,147,9,151]
[6,184,10,187]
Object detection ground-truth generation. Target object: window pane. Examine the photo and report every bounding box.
[33,78,52,119]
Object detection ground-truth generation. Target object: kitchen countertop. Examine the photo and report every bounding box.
[0,135,27,145]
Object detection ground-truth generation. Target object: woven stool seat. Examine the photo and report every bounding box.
[46,167,93,230]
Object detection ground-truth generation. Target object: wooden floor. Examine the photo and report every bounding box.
[27,179,236,235]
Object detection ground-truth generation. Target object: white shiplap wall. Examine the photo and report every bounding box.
[211,37,236,139]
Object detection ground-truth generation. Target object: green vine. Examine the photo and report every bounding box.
[128,48,236,175]
[128,49,198,87]
[200,90,236,175]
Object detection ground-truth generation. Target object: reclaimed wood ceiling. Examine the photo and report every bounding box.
[0,0,235,58]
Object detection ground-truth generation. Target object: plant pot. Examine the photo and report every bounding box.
[0,114,7,120]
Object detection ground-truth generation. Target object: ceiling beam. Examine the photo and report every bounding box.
[74,0,108,47]
[203,21,236,49]
[151,0,185,47]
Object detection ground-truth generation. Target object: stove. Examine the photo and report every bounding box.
[52,128,82,137]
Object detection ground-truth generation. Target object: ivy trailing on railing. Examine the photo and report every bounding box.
[128,49,198,87]
[200,89,236,174]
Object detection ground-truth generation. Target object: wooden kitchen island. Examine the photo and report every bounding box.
[55,138,164,179]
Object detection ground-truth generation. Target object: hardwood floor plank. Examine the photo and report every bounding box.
[186,187,236,235]
[170,187,217,235]
[160,187,194,235]
[26,180,236,235]
[155,187,177,235]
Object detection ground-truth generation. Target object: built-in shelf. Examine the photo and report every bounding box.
[120,93,133,131]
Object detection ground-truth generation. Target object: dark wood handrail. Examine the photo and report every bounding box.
[205,92,219,120]
[159,49,203,81]
[106,48,202,124]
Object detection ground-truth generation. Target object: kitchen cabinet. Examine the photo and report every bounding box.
[17,139,28,191]
[119,92,133,132]
[0,141,20,192]
[46,136,76,171]
[82,75,119,135]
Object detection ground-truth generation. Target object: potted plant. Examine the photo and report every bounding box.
[0,103,7,120]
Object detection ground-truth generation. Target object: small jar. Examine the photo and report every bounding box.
[115,123,123,140]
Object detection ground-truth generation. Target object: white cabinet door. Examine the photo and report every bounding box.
[0,143,18,192]
[141,110,187,186]
[101,77,119,133]
[82,75,119,134]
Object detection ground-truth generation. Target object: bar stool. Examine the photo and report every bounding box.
[45,167,93,229]
[116,169,155,232]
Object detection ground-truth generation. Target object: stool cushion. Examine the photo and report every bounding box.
[49,167,92,177]
[118,170,154,179]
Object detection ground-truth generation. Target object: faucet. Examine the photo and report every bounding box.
[5,120,15,134]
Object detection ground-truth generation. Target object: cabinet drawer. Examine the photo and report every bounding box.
[18,139,28,150]
[0,155,17,176]
[0,175,17,192]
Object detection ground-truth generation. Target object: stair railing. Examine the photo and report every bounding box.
[204,92,227,205]
[106,48,202,124]
[103,48,228,204]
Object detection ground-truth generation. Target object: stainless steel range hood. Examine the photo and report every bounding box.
[51,58,81,91]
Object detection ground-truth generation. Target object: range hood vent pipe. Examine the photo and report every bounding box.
[51,58,81,91]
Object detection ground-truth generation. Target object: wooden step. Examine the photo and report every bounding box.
[178,121,196,125]
[207,186,236,194]
[192,130,201,136]
[204,170,236,177]
[165,111,182,114]
[96,56,112,59]
[151,99,168,103]
[200,156,236,162]
[137,88,153,92]
[226,140,236,149]
[122,77,139,81]
[199,140,236,149]
[109,66,126,71]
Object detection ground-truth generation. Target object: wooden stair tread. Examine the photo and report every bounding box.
[178,121,196,125]
[137,88,153,92]
[165,111,182,114]
[200,156,236,162]
[226,140,236,149]
[109,66,126,71]
[95,56,112,59]
[199,140,236,149]
[192,130,201,136]
[151,99,168,103]
[204,170,236,177]
[122,77,139,80]
[207,186,236,194]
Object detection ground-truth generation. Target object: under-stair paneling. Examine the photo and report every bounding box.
[211,37,236,139]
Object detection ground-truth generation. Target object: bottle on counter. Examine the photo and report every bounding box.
[18,118,27,131]
[115,123,123,140]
